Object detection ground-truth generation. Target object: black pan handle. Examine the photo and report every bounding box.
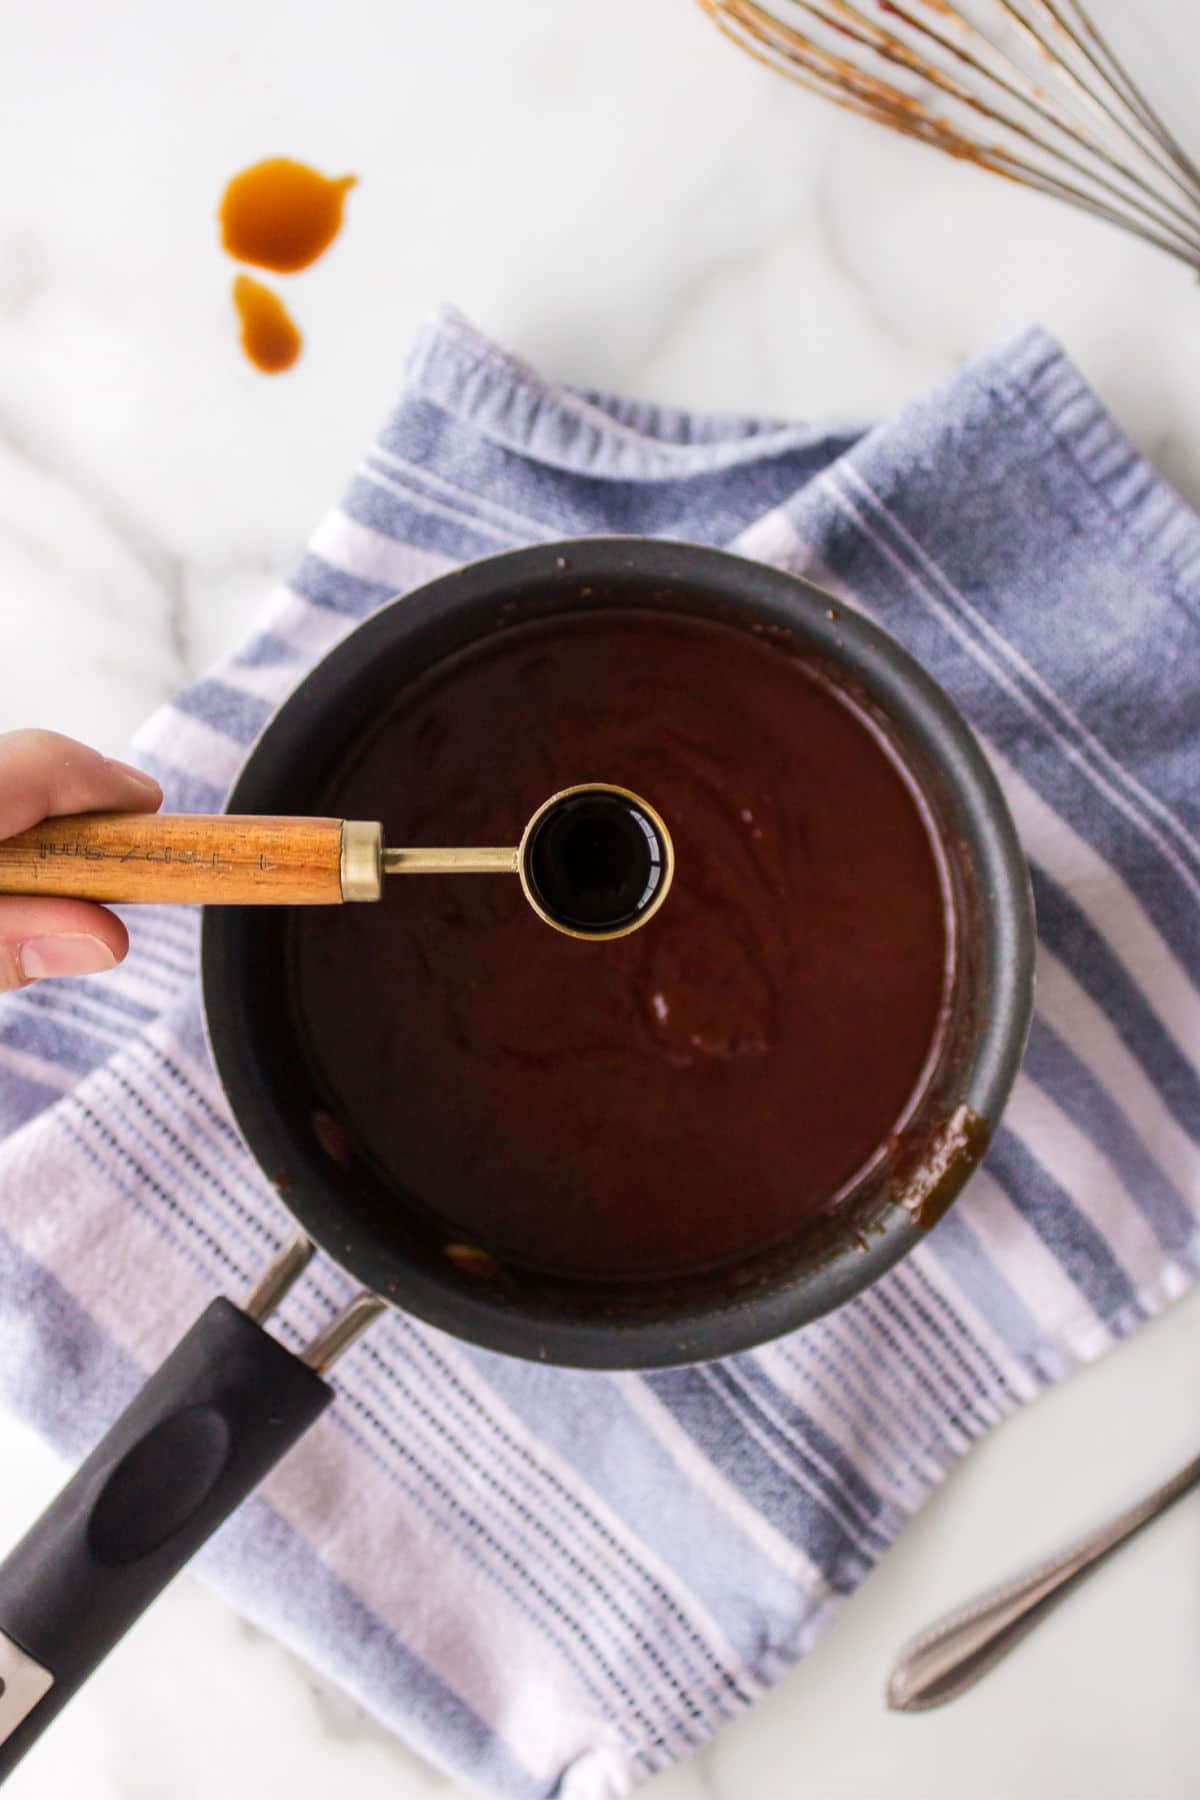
[0,1297,332,1780]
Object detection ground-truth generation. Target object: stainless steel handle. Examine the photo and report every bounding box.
[887,1450,1200,1712]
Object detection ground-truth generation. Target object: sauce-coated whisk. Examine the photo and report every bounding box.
[696,0,1200,277]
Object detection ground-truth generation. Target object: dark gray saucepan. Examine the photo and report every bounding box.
[0,539,1034,1776]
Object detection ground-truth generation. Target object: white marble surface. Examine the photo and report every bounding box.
[2,0,1200,1794]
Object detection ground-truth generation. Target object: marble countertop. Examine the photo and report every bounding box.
[2,0,1200,1794]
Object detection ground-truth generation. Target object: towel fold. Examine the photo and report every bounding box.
[1,308,1198,1800]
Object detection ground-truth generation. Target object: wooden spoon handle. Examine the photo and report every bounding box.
[0,814,351,905]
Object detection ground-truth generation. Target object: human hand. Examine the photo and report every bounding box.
[0,730,163,992]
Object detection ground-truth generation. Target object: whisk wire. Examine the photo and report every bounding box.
[708,9,1197,270]
[698,0,1200,277]
[997,0,1200,210]
[1051,0,1200,179]
[831,0,1200,253]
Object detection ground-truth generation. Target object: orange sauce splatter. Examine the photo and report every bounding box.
[232,275,302,374]
[220,158,357,274]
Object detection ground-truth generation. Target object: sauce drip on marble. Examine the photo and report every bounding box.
[218,158,358,374]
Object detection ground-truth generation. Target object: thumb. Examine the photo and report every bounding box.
[0,896,129,992]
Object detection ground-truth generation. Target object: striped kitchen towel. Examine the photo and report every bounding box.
[1,307,1199,1798]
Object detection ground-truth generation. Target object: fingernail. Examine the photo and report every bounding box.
[104,757,161,795]
[19,935,118,981]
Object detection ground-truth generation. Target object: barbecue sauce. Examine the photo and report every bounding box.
[220,159,357,273]
[220,158,357,373]
[289,609,950,1282]
[231,276,302,374]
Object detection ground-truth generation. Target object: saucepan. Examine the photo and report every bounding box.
[0,539,1035,1777]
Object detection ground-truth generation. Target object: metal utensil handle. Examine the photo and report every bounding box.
[887,1451,1200,1712]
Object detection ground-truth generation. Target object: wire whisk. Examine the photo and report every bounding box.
[695,0,1200,276]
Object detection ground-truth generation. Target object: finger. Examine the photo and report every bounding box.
[0,730,162,840]
[0,896,129,992]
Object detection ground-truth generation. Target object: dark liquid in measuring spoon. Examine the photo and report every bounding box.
[289,609,949,1281]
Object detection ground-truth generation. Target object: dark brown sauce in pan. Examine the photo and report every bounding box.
[289,608,950,1282]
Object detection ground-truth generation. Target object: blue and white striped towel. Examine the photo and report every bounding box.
[2,308,1199,1799]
